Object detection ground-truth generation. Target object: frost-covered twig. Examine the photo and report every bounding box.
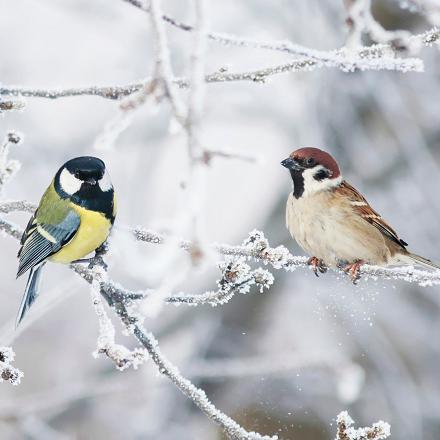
[0,200,36,214]
[0,347,23,386]
[0,44,427,104]
[2,202,440,288]
[0,99,25,113]
[109,297,278,440]
[344,0,412,49]
[70,265,278,439]
[336,411,390,440]
[0,132,22,191]
[90,269,147,371]
[125,0,429,72]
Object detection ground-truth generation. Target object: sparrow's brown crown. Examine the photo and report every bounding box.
[290,147,341,178]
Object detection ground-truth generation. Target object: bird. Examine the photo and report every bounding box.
[281,147,440,282]
[16,156,116,326]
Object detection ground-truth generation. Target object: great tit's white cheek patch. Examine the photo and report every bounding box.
[60,168,82,195]
[99,170,113,192]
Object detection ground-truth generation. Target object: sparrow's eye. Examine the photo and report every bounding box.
[306,158,316,167]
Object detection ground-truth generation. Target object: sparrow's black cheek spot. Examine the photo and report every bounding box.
[313,169,329,181]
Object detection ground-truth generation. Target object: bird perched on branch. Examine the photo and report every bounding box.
[16,156,116,325]
[281,147,440,282]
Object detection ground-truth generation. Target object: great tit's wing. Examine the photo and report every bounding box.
[17,210,80,277]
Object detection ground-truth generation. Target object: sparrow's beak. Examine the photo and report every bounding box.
[281,157,303,171]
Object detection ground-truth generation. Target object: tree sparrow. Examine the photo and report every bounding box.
[281,147,440,282]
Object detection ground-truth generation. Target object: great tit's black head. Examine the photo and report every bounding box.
[281,147,342,198]
[54,156,115,219]
[55,156,113,197]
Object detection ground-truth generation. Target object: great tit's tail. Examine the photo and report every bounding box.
[16,264,44,327]
[404,253,440,271]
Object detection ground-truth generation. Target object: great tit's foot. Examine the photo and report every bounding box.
[307,257,327,277]
[342,260,365,284]
[72,247,109,271]
[94,242,109,257]
[88,254,108,271]
[87,242,109,270]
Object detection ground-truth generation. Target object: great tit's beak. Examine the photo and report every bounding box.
[281,157,303,171]
[84,177,97,185]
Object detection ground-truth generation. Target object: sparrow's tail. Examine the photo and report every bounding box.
[405,253,440,271]
[16,264,44,327]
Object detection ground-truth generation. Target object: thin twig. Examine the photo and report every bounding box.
[149,0,186,123]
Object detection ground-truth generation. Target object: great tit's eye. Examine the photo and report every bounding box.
[74,170,81,179]
[306,157,316,167]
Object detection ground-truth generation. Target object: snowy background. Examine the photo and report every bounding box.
[1,0,440,439]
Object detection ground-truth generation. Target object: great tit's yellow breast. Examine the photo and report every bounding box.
[49,203,111,264]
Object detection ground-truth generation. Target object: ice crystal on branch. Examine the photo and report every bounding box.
[0,347,23,386]
[0,131,22,191]
[336,411,391,440]
[90,275,148,371]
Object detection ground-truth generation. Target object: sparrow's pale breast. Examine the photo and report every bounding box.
[286,191,391,267]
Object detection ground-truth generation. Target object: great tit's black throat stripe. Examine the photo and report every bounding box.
[70,187,115,221]
[54,173,115,221]
[290,169,305,199]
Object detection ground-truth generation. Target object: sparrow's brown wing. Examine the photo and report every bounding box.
[338,180,408,249]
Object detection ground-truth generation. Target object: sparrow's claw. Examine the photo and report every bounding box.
[342,260,365,284]
[307,257,327,277]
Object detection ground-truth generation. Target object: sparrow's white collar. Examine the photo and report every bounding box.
[301,166,342,197]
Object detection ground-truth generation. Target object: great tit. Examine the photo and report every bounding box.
[16,156,116,326]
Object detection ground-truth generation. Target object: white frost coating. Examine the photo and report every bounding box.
[90,269,147,371]
[0,132,22,192]
[59,168,82,195]
[336,411,391,440]
[0,346,24,386]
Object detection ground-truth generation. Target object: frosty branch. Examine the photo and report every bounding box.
[0,347,23,386]
[336,411,390,440]
[2,200,440,288]
[1,19,439,102]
